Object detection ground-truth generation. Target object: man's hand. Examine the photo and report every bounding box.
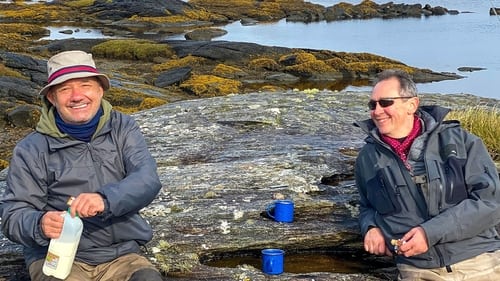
[41,211,65,239]
[364,227,393,256]
[69,193,105,218]
[398,226,429,257]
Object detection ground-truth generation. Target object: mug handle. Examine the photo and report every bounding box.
[266,203,275,220]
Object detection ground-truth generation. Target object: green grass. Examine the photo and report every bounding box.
[447,106,500,161]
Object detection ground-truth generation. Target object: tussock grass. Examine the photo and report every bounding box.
[447,106,500,161]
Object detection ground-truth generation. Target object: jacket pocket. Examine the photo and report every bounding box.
[366,168,402,215]
[444,155,468,204]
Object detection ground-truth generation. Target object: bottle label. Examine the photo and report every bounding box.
[44,251,60,270]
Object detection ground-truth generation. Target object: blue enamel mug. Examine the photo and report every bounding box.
[261,248,284,275]
[266,199,294,223]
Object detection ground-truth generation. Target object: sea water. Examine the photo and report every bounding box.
[217,0,500,99]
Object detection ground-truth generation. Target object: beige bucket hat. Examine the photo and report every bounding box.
[38,50,110,96]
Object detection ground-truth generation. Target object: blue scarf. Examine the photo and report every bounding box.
[55,107,103,142]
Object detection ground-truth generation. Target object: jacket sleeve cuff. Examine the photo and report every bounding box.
[96,191,111,220]
[35,213,50,246]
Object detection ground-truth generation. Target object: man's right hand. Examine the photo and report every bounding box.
[41,211,65,239]
[364,227,392,256]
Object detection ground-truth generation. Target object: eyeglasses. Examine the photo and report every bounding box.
[367,97,411,110]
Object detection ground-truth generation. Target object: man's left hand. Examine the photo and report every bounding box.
[69,193,105,218]
[398,226,429,257]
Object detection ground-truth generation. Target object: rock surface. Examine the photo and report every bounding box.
[1,90,498,281]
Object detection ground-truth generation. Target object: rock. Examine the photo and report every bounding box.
[6,104,40,128]
[163,40,291,61]
[410,70,464,83]
[184,28,228,41]
[265,73,300,82]
[457,67,487,72]
[85,0,193,19]
[155,66,192,87]
[324,2,456,21]
[286,9,325,23]
[240,18,259,26]
[1,90,499,280]
[0,52,46,75]
[0,77,40,105]
[0,51,47,86]
[491,8,500,15]
[59,29,74,35]
[427,6,448,16]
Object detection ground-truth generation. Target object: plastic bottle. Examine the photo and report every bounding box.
[42,207,83,279]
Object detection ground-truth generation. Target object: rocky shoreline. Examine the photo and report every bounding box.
[0,0,468,169]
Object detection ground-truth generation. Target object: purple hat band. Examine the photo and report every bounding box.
[48,65,100,84]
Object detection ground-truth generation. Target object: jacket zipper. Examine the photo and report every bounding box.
[87,142,116,244]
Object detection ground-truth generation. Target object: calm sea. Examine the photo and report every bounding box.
[216,0,500,99]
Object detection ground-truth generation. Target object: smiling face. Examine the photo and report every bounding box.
[370,77,419,138]
[46,77,104,125]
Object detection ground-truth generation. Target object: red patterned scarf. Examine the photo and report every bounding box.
[380,115,422,170]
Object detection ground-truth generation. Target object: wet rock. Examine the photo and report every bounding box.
[286,9,325,23]
[184,28,228,41]
[240,18,259,26]
[410,70,463,83]
[265,73,300,83]
[59,29,74,35]
[381,3,422,18]
[458,67,487,72]
[425,5,448,16]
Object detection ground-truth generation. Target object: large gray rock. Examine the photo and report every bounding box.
[1,90,498,280]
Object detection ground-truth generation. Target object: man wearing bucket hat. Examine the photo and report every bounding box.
[0,50,164,280]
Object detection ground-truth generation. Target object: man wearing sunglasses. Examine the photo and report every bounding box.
[354,69,500,280]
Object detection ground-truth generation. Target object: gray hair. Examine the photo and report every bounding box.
[375,69,418,98]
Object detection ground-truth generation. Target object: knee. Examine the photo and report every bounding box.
[129,268,163,281]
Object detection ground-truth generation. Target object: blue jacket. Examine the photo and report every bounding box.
[0,99,162,267]
[354,105,500,269]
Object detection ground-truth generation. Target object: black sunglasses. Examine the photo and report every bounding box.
[367,97,410,110]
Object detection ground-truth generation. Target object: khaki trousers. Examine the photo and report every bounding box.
[398,250,500,281]
[29,253,159,281]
